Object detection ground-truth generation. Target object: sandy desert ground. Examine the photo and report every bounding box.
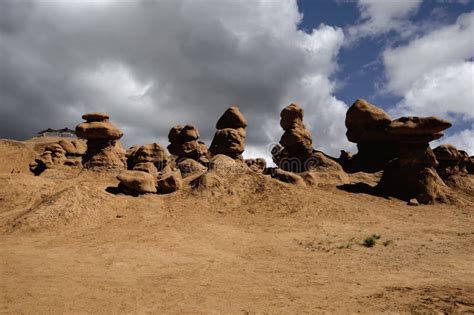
[1,138,473,313]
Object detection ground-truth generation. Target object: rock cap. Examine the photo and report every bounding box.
[82,112,109,122]
[345,99,392,143]
[76,121,123,140]
[216,106,248,129]
[387,116,452,141]
[280,103,304,130]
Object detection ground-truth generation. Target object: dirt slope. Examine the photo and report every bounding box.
[0,140,473,313]
[0,140,37,174]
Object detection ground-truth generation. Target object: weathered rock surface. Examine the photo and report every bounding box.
[458,151,470,174]
[209,128,245,158]
[388,116,451,141]
[117,170,157,194]
[127,143,169,172]
[216,106,248,129]
[82,140,126,169]
[272,103,340,173]
[178,158,207,177]
[209,154,237,171]
[167,125,209,163]
[245,158,267,172]
[58,139,87,156]
[341,99,396,173]
[157,171,182,194]
[270,168,305,186]
[345,99,392,143]
[378,115,451,204]
[433,144,464,179]
[280,103,304,130]
[82,112,109,122]
[467,155,474,174]
[75,121,123,140]
[30,141,85,175]
[76,112,126,169]
[210,106,247,159]
[341,99,456,204]
[132,162,159,178]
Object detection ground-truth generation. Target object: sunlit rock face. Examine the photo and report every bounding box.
[76,112,126,169]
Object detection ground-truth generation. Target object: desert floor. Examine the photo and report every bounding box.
[1,139,473,313]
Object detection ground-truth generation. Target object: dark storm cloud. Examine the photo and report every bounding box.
[0,0,352,159]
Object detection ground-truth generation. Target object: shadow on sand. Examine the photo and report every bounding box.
[337,182,389,199]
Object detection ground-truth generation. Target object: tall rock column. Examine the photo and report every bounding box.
[271,103,343,173]
[167,124,209,164]
[209,106,247,160]
[75,112,126,169]
[342,99,396,173]
[273,103,313,172]
[378,116,452,204]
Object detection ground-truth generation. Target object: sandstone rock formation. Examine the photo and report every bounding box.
[117,170,157,194]
[342,99,396,173]
[342,99,456,204]
[377,116,452,204]
[178,158,207,178]
[157,170,182,194]
[467,156,474,174]
[115,143,173,194]
[30,144,66,175]
[76,112,126,169]
[458,151,471,174]
[58,139,87,157]
[209,106,247,160]
[433,144,469,180]
[167,124,209,164]
[269,168,305,186]
[245,158,266,172]
[126,143,169,174]
[30,139,87,175]
[209,154,238,171]
[272,103,342,173]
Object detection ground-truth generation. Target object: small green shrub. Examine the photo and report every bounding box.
[362,234,381,247]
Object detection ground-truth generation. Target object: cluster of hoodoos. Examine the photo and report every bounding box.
[30,100,474,204]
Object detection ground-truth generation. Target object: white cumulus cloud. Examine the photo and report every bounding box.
[0,0,353,162]
[384,12,474,94]
[348,0,423,40]
[383,11,474,154]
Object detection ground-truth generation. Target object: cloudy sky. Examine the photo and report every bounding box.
[1,0,473,161]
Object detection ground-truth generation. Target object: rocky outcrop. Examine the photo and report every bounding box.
[126,143,169,174]
[209,106,247,160]
[342,99,457,204]
[209,154,238,172]
[117,170,157,194]
[341,99,396,173]
[458,151,471,174]
[245,158,266,172]
[272,103,342,173]
[178,158,207,178]
[433,144,470,180]
[76,112,126,169]
[269,168,306,186]
[157,171,182,194]
[30,139,87,175]
[117,143,175,194]
[377,116,452,204]
[30,144,66,175]
[465,153,474,174]
[58,139,87,157]
[167,125,209,164]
